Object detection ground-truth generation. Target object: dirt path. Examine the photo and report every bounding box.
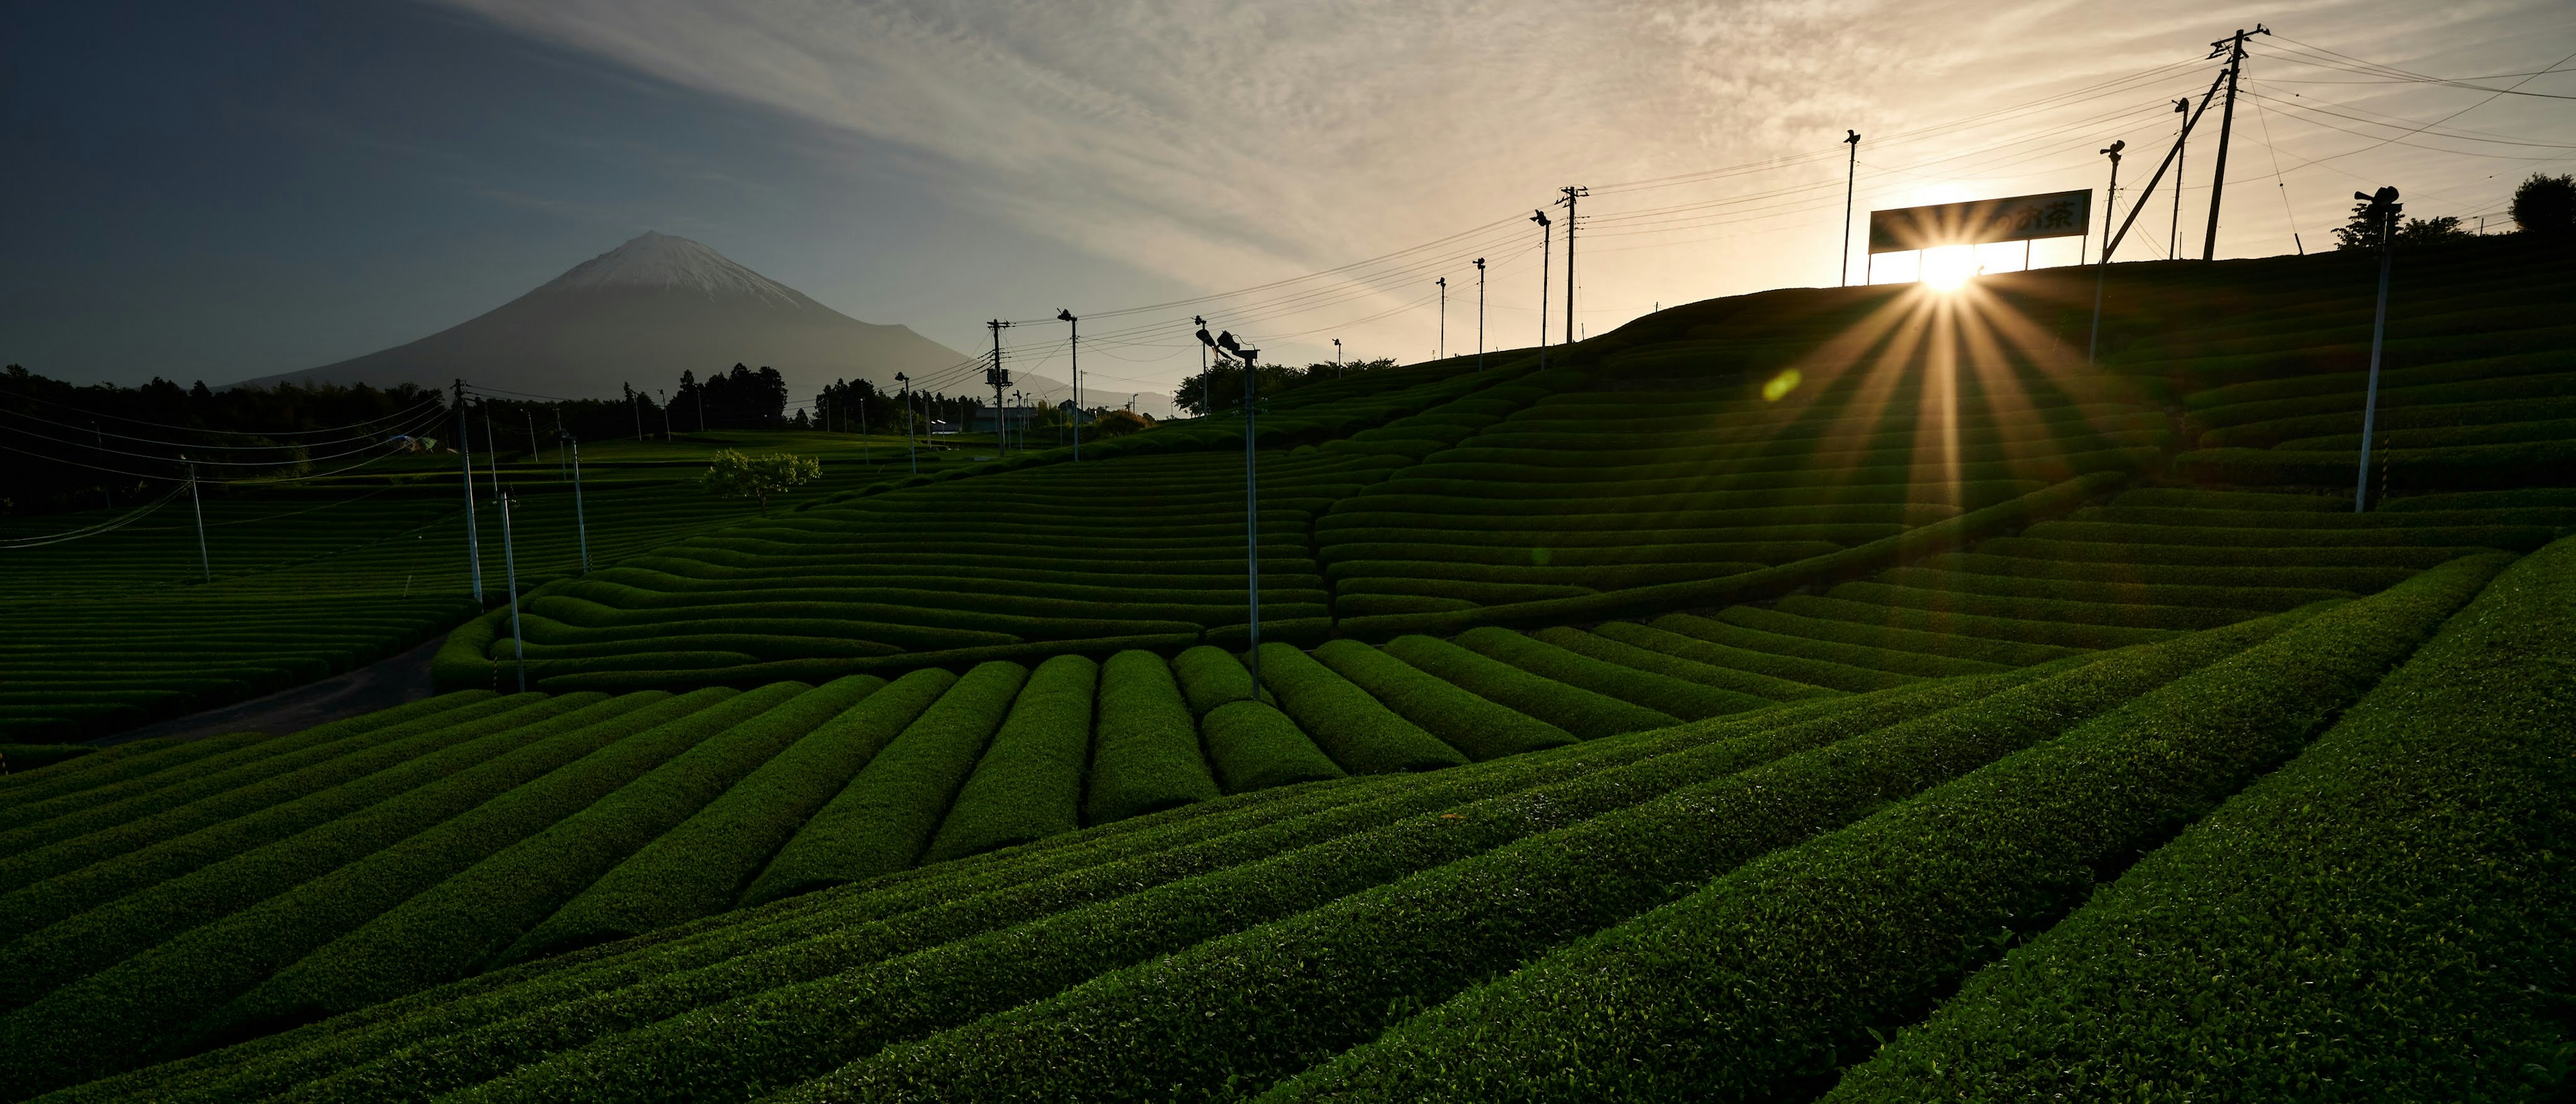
[92,638,445,746]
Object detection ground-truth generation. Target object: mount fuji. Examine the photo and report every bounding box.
[235,233,1018,407]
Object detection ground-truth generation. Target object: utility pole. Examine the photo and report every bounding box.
[625,383,643,442]
[524,410,538,464]
[498,488,527,692]
[1558,186,1587,346]
[561,432,590,573]
[482,399,502,504]
[696,379,706,432]
[1193,316,1214,416]
[2355,187,2400,512]
[2202,25,2268,261]
[1473,258,1487,371]
[1842,130,1861,285]
[1531,209,1552,370]
[1436,277,1447,360]
[658,390,672,440]
[454,380,482,602]
[986,319,1012,456]
[1333,338,1343,378]
[896,372,916,473]
[2170,99,2190,260]
[184,456,210,583]
[553,407,566,481]
[2090,140,2125,364]
[1058,309,1081,461]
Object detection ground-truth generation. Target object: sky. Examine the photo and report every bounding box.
[5,0,2571,403]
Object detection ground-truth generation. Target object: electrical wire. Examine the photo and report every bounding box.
[0,481,187,549]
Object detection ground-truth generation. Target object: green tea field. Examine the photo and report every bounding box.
[3,236,2571,1101]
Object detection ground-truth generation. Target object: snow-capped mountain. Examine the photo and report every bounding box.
[235,233,996,407]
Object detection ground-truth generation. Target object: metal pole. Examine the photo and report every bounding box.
[1436,277,1446,360]
[94,422,111,508]
[2090,143,2123,364]
[1060,309,1080,461]
[659,390,672,440]
[987,319,1012,456]
[1474,258,1487,371]
[2170,99,2189,260]
[185,458,211,582]
[1842,130,1860,285]
[1240,348,1262,689]
[2357,189,2400,511]
[525,411,537,464]
[482,399,502,504]
[1532,209,1551,370]
[566,434,590,574]
[455,381,482,601]
[499,489,527,692]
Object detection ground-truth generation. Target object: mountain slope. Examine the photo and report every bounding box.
[233,233,980,403]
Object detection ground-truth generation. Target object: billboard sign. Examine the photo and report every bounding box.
[1868,189,2091,254]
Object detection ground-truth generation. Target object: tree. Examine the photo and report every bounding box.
[2512,172,2575,238]
[2332,195,2471,252]
[699,449,820,515]
[1094,409,1153,438]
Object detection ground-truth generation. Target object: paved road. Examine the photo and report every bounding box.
[92,638,445,746]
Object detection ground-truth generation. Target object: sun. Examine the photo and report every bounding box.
[1920,244,1978,292]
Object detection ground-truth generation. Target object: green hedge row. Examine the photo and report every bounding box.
[1456,626,1765,721]
[1919,550,2413,593]
[791,604,2308,1103]
[1308,640,1575,761]
[1330,575,1592,605]
[922,656,1098,863]
[1200,701,1347,793]
[2384,486,2576,511]
[498,676,904,963]
[1527,626,1837,702]
[739,663,1027,907]
[2073,504,2576,530]
[2173,440,2576,495]
[1338,472,2128,639]
[204,681,837,1036]
[1709,605,2084,666]
[1380,634,1676,740]
[2031,514,2560,552]
[2281,413,2576,452]
[1774,593,2184,650]
[0,695,580,898]
[2177,348,2576,415]
[1169,644,1263,715]
[1654,613,2012,681]
[455,668,2057,1104]
[1972,535,2482,571]
[0,693,493,840]
[0,686,763,1099]
[1830,580,2266,632]
[1274,554,2502,1101]
[1873,566,2353,613]
[0,745,96,774]
[0,696,646,950]
[1081,652,1221,825]
[2192,374,2576,444]
[1831,538,2573,1101]
[0,734,239,805]
[1256,643,1467,773]
[1621,616,1922,692]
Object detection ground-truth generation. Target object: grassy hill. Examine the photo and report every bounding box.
[3,235,2573,1099]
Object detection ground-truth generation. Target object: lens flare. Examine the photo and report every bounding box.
[1921,245,1978,291]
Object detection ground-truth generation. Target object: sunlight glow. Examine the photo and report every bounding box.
[1920,245,1978,291]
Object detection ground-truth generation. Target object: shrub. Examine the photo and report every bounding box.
[1309,639,1575,761]
[1529,626,1845,699]
[1379,635,1677,740]
[1276,555,2502,1101]
[1083,651,1222,825]
[1456,625,1771,721]
[1831,539,2575,1101]
[496,675,900,961]
[1199,700,1348,793]
[923,656,1099,862]
[741,663,1028,907]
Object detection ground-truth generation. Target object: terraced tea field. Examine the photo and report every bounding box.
[5,235,2573,1100]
